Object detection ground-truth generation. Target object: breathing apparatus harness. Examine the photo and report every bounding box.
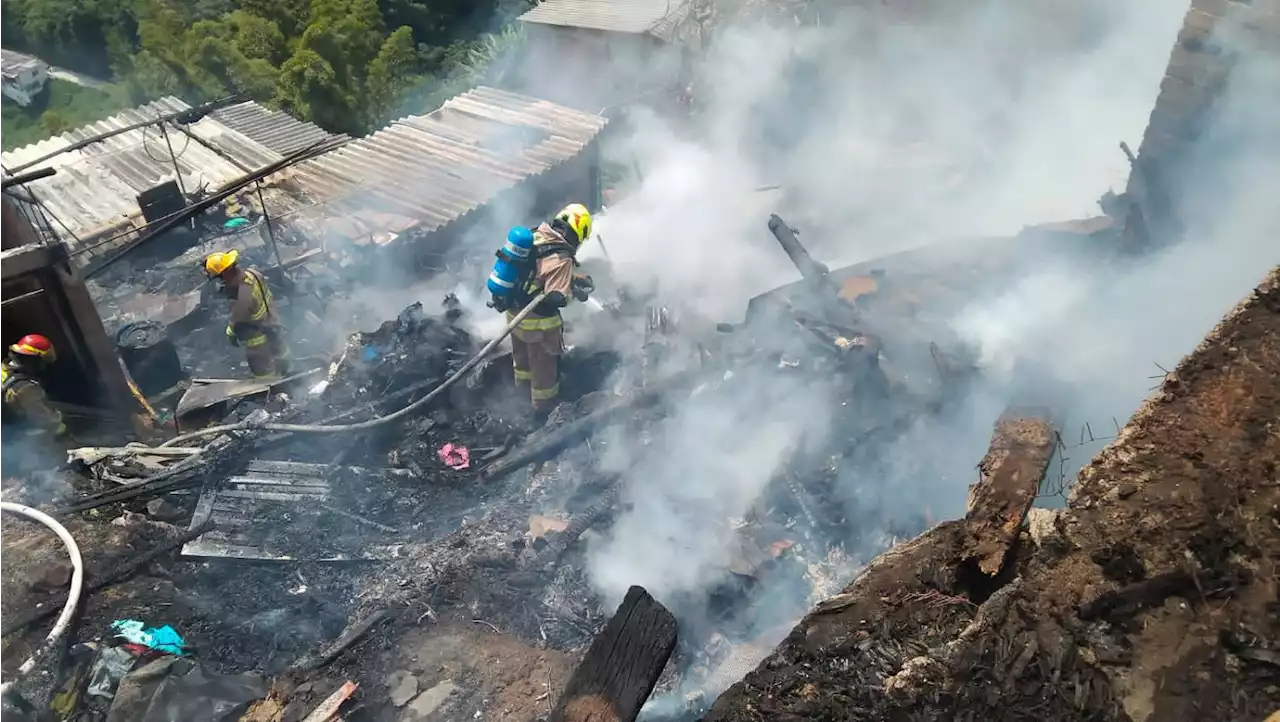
[487,219,580,314]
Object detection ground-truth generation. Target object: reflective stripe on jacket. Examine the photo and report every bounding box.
[2,363,65,435]
[244,268,273,323]
[507,311,564,332]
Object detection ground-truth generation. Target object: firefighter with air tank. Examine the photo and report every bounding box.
[204,249,292,380]
[487,203,596,425]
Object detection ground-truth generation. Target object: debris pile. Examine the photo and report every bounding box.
[702,270,1280,722]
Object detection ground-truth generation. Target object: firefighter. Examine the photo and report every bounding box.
[204,250,292,379]
[2,334,67,440]
[509,203,595,424]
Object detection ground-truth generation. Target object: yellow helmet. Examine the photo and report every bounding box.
[556,203,592,246]
[204,250,239,277]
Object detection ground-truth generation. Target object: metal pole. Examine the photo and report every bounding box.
[255,180,285,274]
[1,288,46,307]
[158,123,194,230]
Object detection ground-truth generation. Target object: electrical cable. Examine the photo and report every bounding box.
[0,502,85,696]
[155,292,549,448]
[141,121,191,164]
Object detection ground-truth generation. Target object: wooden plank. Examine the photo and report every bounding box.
[550,586,677,722]
[175,368,324,417]
[962,410,1058,575]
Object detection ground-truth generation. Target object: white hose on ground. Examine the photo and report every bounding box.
[157,292,549,448]
[0,502,85,695]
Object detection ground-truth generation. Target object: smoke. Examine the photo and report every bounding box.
[559,0,1280,709]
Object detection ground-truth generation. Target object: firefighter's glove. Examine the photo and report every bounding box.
[534,291,568,317]
[226,325,240,347]
[571,274,595,302]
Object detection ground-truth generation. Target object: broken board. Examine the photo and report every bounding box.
[175,366,326,419]
[182,459,402,562]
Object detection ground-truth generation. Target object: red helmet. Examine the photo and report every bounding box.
[10,334,56,362]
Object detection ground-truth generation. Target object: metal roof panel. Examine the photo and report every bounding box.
[517,0,692,41]
[0,97,310,253]
[290,86,607,241]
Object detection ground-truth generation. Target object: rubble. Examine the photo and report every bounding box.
[702,267,1280,722]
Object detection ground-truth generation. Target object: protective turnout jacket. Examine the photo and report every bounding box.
[228,268,279,341]
[1,361,66,436]
[520,222,577,329]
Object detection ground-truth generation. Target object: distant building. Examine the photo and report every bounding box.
[1,49,49,107]
[515,0,702,113]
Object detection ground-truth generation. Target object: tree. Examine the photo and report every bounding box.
[275,0,395,132]
[365,26,420,126]
[238,0,311,38]
[275,48,350,132]
[39,110,71,136]
[230,10,287,65]
[122,49,188,101]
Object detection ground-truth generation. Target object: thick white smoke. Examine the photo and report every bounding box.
[562,0,1280,708]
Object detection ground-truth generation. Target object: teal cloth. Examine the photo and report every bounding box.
[111,619,186,655]
[223,217,251,229]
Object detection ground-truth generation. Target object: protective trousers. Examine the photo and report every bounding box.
[508,313,563,416]
[242,325,292,380]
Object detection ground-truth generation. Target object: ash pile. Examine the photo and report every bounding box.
[184,295,523,564]
[7,213,1011,722]
[316,215,995,716]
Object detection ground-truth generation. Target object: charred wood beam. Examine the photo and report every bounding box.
[550,586,677,722]
[961,411,1058,576]
[1077,567,1248,623]
[289,609,391,675]
[481,369,702,481]
[532,479,621,568]
[1,520,216,638]
[767,214,830,284]
[1,167,57,189]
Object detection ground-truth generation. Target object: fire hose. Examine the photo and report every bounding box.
[0,502,85,696]
[155,293,549,448]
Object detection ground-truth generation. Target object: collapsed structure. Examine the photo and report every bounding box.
[2,1,1278,721]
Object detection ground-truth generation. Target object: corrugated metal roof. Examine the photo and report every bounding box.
[518,0,693,41]
[289,86,607,244]
[211,101,349,156]
[1,48,45,78]
[0,97,295,251]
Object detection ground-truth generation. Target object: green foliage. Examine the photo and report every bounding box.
[3,0,539,143]
[1,79,134,150]
[365,26,422,126]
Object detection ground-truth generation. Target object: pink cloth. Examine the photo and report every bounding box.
[437,443,470,470]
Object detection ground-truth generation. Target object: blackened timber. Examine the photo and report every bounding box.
[532,478,621,567]
[767,214,830,284]
[549,586,677,722]
[962,410,1058,576]
[289,609,391,674]
[1,520,216,637]
[481,369,702,480]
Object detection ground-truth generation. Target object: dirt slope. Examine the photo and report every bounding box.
[704,266,1280,722]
